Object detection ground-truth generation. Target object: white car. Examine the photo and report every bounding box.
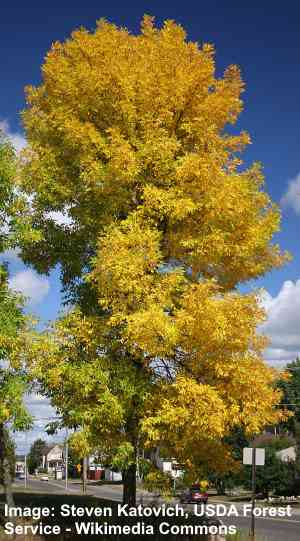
[40,475,49,481]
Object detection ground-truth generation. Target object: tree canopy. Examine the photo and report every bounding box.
[277,358,300,437]
[0,133,32,432]
[27,438,46,474]
[0,134,33,505]
[19,16,287,304]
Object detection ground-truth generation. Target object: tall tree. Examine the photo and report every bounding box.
[0,277,32,506]
[27,438,46,474]
[0,133,33,506]
[277,358,300,437]
[20,17,289,504]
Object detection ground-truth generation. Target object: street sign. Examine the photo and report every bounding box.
[243,447,265,466]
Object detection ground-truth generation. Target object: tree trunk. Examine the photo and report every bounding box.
[123,461,137,506]
[216,479,226,495]
[82,456,87,494]
[0,424,15,508]
[122,361,143,506]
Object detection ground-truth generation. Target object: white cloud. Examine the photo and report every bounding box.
[0,119,26,153]
[14,426,64,454]
[25,393,57,424]
[9,269,50,305]
[281,172,300,214]
[14,393,65,453]
[260,280,300,365]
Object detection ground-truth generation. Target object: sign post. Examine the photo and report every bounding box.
[65,440,68,490]
[250,448,256,541]
[24,454,27,490]
[83,457,87,494]
[243,447,265,541]
[64,427,69,490]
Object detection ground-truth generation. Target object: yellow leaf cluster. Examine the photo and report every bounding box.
[20,16,290,475]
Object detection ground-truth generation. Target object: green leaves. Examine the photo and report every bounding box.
[0,137,34,434]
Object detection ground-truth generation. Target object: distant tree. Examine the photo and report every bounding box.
[277,358,300,437]
[0,284,32,507]
[252,433,296,451]
[293,446,300,495]
[208,428,249,494]
[67,445,82,478]
[0,133,34,507]
[243,447,295,498]
[242,434,298,497]
[27,438,46,473]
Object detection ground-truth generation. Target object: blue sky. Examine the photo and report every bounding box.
[1,1,300,450]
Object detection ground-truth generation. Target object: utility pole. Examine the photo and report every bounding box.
[24,454,27,490]
[65,429,69,490]
[250,447,256,541]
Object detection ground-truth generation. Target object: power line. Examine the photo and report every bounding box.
[275,402,300,406]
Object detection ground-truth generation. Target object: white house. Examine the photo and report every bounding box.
[276,446,296,463]
[42,444,64,472]
[15,455,26,476]
[157,458,184,479]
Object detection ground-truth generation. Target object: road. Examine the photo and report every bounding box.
[14,477,124,500]
[12,479,300,541]
[221,513,300,541]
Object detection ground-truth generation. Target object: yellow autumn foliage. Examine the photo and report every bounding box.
[20,16,290,479]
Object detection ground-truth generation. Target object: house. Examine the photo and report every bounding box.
[156,457,184,479]
[148,448,184,479]
[104,468,122,482]
[15,455,26,477]
[87,454,105,481]
[276,446,296,463]
[42,444,64,473]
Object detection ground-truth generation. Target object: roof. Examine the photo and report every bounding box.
[42,444,63,456]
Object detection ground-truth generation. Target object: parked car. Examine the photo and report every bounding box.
[180,484,208,504]
[40,475,49,481]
